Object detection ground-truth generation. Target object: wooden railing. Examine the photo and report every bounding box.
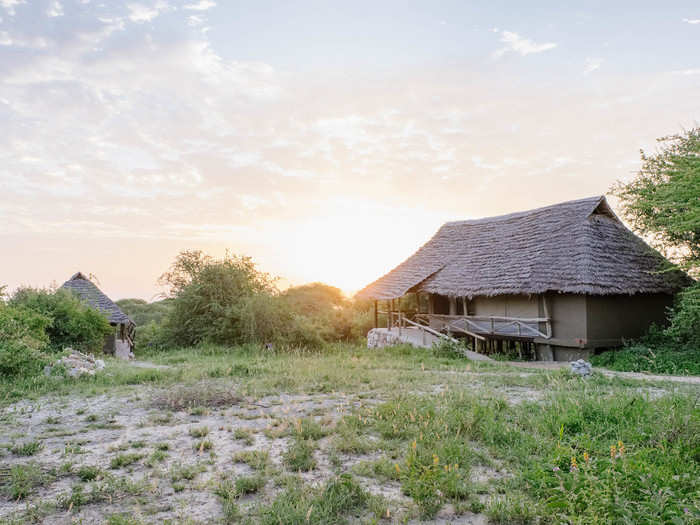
[380,311,551,340]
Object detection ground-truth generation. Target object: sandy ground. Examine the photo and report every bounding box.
[0,357,693,524]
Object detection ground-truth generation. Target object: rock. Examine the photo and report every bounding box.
[367,328,404,349]
[58,350,106,378]
[570,359,592,377]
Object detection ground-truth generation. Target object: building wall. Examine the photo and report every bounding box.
[585,293,673,344]
[471,294,539,318]
[546,293,587,344]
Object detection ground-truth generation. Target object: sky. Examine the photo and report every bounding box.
[1,1,699,300]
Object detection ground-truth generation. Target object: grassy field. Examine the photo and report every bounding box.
[0,344,698,524]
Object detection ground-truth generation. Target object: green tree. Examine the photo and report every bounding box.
[613,127,700,347]
[9,288,112,353]
[613,127,699,274]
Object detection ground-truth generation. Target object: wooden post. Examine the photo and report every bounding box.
[462,297,468,316]
[449,296,456,316]
[398,297,402,337]
[427,294,435,314]
[373,300,378,329]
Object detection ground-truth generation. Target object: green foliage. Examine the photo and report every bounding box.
[613,127,700,352]
[76,465,101,482]
[109,452,143,469]
[257,474,368,525]
[4,463,45,500]
[11,440,44,457]
[161,251,323,348]
[613,127,700,274]
[9,287,112,353]
[232,450,270,471]
[0,303,51,377]
[283,438,317,472]
[665,281,700,348]
[115,298,173,326]
[591,343,700,375]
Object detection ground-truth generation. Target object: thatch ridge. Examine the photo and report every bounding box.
[356,196,691,300]
[60,272,133,325]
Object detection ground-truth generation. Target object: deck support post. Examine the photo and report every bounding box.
[373,300,378,329]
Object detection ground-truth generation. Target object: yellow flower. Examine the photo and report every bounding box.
[610,445,616,458]
[411,440,417,451]
[394,463,401,474]
[618,441,625,455]
[433,454,439,465]
[583,452,590,464]
[570,456,578,469]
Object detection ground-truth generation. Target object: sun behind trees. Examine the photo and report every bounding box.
[126,250,374,351]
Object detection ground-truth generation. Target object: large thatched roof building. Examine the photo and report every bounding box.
[61,272,135,357]
[358,196,690,361]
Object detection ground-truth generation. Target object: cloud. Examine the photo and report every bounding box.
[682,18,700,24]
[0,0,23,15]
[127,1,170,23]
[492,29,557,58]
[671,68,700,75]
[184,0,215,10]
[46,0,63,17]
[583,57,603,75]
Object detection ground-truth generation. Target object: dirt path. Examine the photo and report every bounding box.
[507,360,700,385]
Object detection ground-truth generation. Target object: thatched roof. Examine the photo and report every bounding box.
[60,272,133,325]
[357,196,691,300]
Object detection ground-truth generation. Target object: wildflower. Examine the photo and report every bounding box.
[583,452,590,464]
[552,466,560,472]
[610,444,617,459]
[570,457,578,472]
[433,454,439,465]
[394,463,401,474]
[617,441,625,456]
[411,440,417,451]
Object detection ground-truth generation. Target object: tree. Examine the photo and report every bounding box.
[613,127,700,347]
[613,127,700,275]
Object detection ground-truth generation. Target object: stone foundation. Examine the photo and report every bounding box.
[367,328,405,349]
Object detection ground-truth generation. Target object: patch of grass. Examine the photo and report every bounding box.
[84,414,98,422]
[193,439,213,452]
[233,427,255,445]
[232,450,270,471]
[145,449,168,466]
[591,344,700,376]
[170,462,204,482]
[155,442,170,451]
[189,425,209,438]
[44,415,61,425]
[106,514,147,525]
[11,440,43,456]
[351,457,400,482]
[57,475,148,510]
[109,452,144,469]
[130,440,147,449]
[292,417,330,440]
[257,474,368,524]
[4,463,46,500]
[76,465,101,482]
[283,438,317,472]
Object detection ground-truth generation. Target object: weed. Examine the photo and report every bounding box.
[76,465,100,482]
[170,462,204,482]
[232,450,270,471]
[11,440,43,456]
[193,439,213,452]
[283,438,316,472]
[233,427,255,445]
[4,463,45,500]
[189,426,209,438]
[146,449,168,466]
[109,452,144,469]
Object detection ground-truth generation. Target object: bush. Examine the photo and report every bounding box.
[0,304,51,377]
[665,281,700,348]
[591,344,700,376]
[9,287,112,353]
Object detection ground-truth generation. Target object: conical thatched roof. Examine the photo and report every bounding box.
[60,272,133,325]
[357,196,691,300]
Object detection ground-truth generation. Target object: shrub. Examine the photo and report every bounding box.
[283,438,317,472]
[9,287,112,353]
[0,304,50,377]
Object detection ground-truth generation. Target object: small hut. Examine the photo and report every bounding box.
[357,196,691,361]
[61,272,135,358]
